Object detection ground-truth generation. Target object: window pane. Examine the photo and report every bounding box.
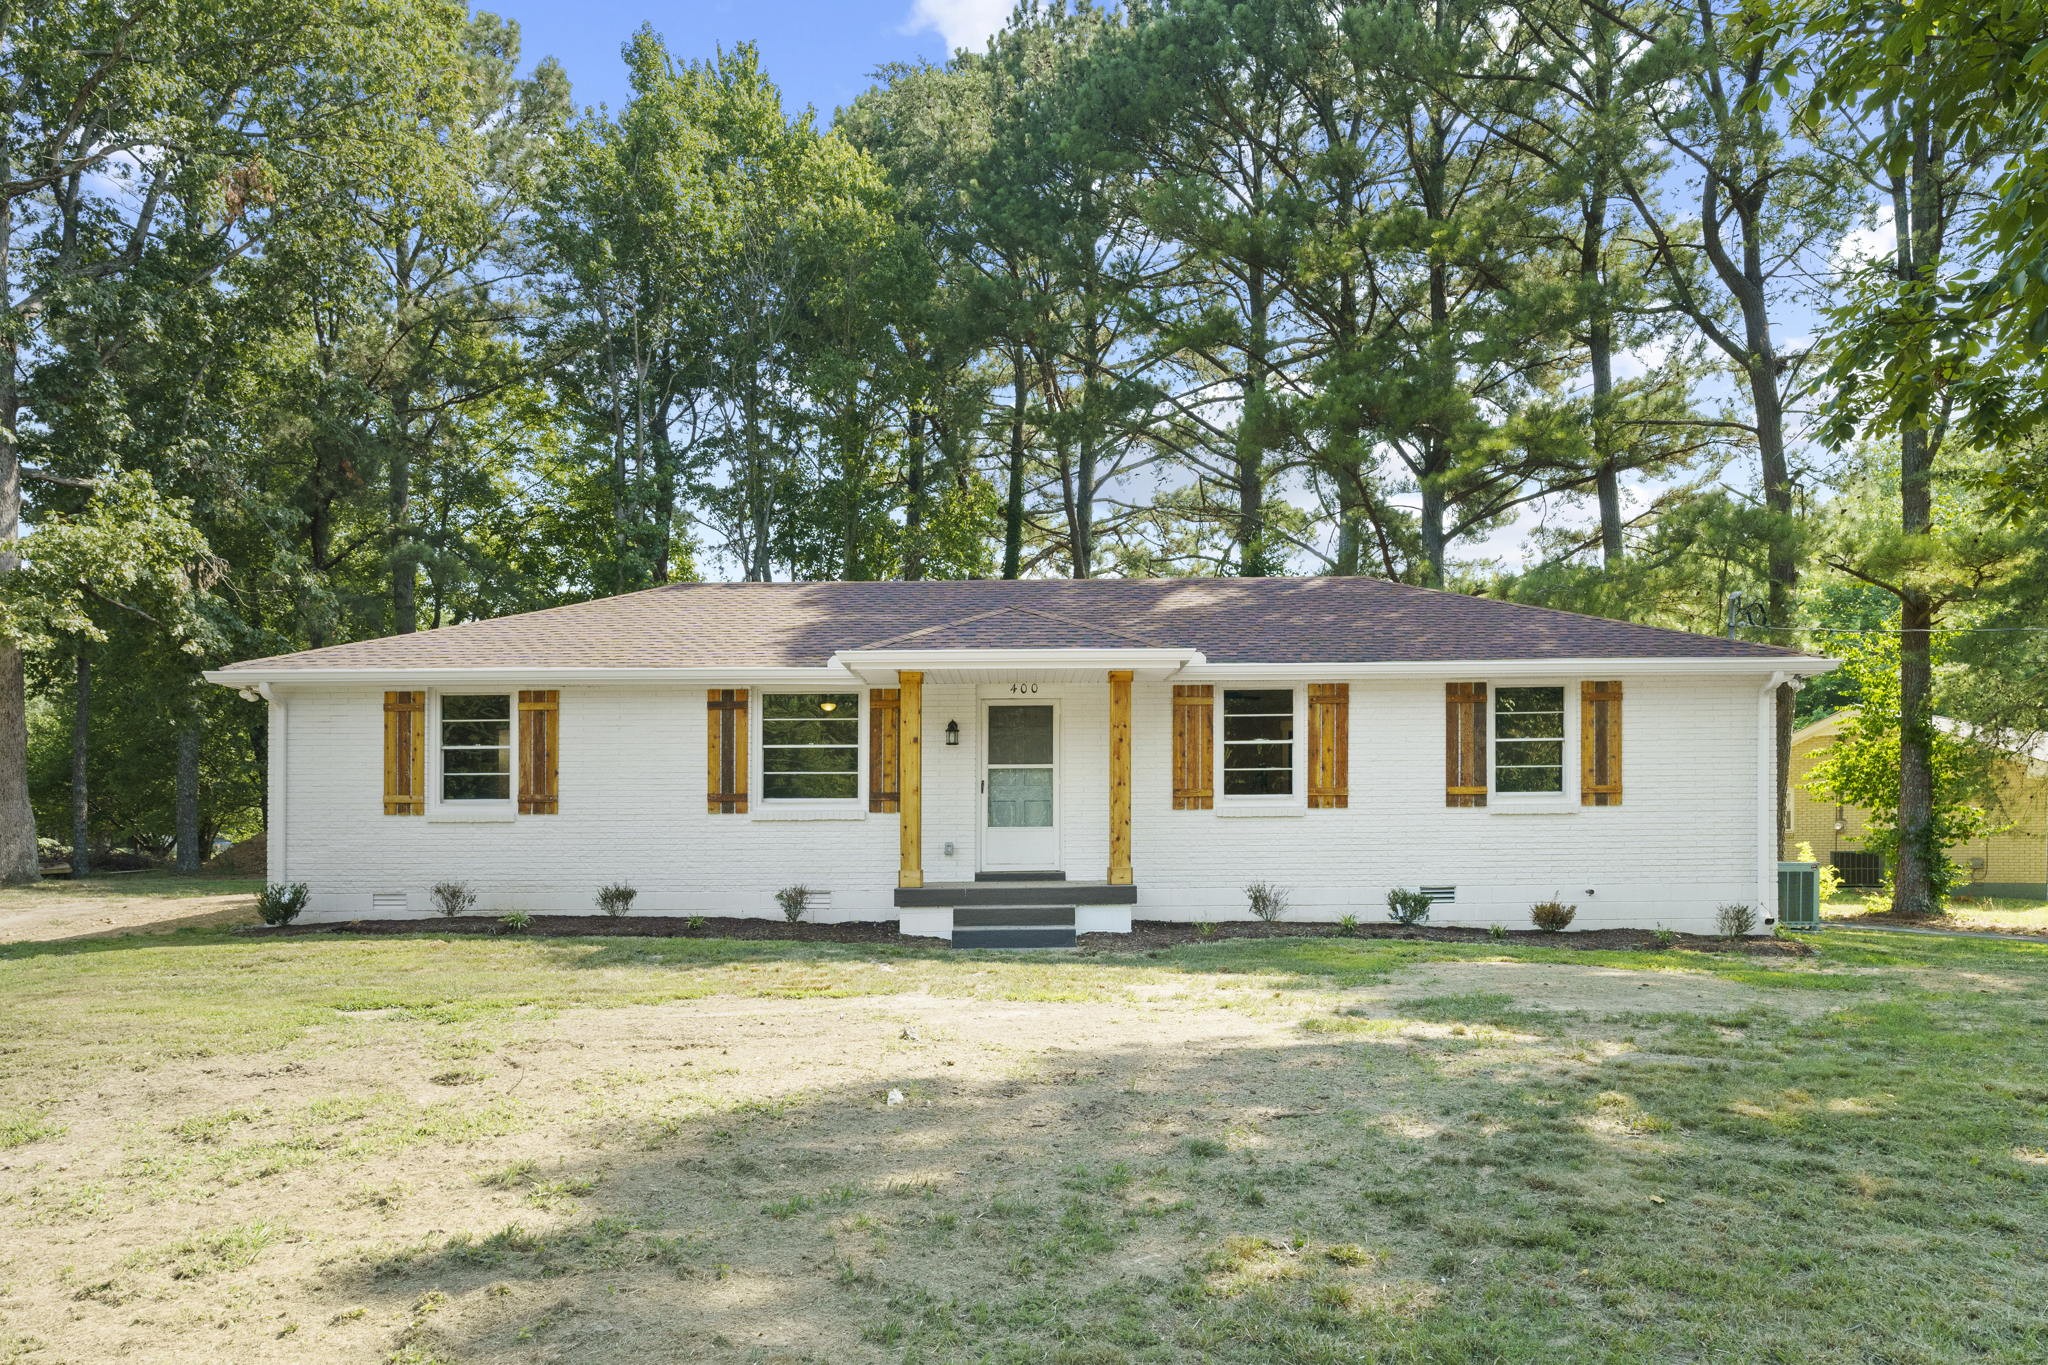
[442,719,510,747]
[1224,767,1293,797]
[764,745,859,774]
[764,772,859,800]
[1224,688,1292,716]
[1496,739,1563,768]
[988,767,1054,828]
[761,717,859,747]
[1495,687,1564,736]
[442,694,510,722]
[1497,765,1564,794]
[764,693,858,721]
[443,747,511,775]
[987,705,1055,765]
[1223,712,1293,742]
[444,773,510,801]
[1224,742,1293,771]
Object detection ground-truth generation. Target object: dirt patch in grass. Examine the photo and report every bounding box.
[1350,960,1844,1020]
[0,884,257,944]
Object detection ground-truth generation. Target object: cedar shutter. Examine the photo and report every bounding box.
[1307,683,1349,809]
[706,688,749,814]
[1171,685,1214,810]
[1580,680,1623,806]
[869,688,901,812]
[518,690,560,814]
[383,690,426,815]
[1445,682,1488,807]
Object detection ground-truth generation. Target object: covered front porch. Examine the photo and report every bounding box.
[833,637,1198,942]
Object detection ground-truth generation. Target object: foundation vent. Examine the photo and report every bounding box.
[1419,886,1457,904]
[370,891,409,916]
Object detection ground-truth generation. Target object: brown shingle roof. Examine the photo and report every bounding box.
[219,578,1813,672]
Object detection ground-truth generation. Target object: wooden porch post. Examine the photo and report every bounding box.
[898,670,924,888]
[1108,669,1133,885]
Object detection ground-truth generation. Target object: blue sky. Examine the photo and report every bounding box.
[497,0,1013,119]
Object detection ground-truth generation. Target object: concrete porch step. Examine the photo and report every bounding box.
[955,906,1074,929]
[951,926,1077,950]
[895,881,1136,909]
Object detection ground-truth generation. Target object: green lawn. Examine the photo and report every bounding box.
[1,917,2045,1362]
[1825,892,2048,936]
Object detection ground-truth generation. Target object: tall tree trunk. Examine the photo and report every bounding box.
[70,651,91,880]
[1003,342,1027,579]
[744,376,771,581]
[903,404,927,580]
[1583,194,1622,565]
[1237,263,1270,576]
[175,708,202,873]
[0,126,39,885]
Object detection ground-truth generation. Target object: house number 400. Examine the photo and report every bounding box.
[1008,682,1040,694]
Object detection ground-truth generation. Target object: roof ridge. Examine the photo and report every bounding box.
[853,603,1167,651]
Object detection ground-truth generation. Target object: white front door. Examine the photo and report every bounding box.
[980,702,1059,872]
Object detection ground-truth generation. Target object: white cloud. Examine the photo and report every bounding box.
[903,0,1013,53]
[1833,205,1896,271]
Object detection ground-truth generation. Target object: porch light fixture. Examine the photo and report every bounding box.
[818,700,838,712]
[945,720,960,746]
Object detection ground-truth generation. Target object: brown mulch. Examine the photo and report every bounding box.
[239,914,1812,955]
[1089,919,1812,955]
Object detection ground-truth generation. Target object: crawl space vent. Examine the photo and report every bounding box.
[805,890,833,917]
[370,891,408,915]
[1419,886,1457,904]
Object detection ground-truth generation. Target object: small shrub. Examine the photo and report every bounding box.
[1530,899,1577,933]
[1245,881,1290,923]
[1653,926,1678,948]
[686,915,708,931]
[775,885,812,923]
[431,881,477,918]
[1386,887,1433,926]
[497,911,532,934]
[1195,920,1218,939]
[595,882,638,918]
[1795,841,1845,902]
[1487,923,1508,942]
[256,882,310,927]
[1715,902,1758,937]
[1337,913,1360,935]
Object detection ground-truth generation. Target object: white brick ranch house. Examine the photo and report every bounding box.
[206,578,1832,944]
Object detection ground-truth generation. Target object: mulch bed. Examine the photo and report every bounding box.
[240,915,1812,955]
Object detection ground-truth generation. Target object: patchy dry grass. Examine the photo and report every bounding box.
[1827,892,2048,936]
[0,914,2045,1362]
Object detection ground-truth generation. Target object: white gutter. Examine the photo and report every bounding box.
[205,652,1836,690]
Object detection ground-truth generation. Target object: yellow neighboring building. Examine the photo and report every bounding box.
[1785,711,2048,898]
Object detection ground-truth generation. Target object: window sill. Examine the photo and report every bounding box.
[1487,801,1577,816]
[1215,802,1306,819]
[427,808,517,824]
[750,805,868,823]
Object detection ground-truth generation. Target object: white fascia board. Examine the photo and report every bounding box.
[201,665,859,690]
[1178,656,1839,681]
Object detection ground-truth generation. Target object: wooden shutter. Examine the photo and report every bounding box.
[1171,685,1214,810]
[869,688,901,812]
[518,690,560,814]
[1307,683,1349,809]
[1580,680,1623,806]
[706,688,748,814]
[383,690,426,815]
[1445,682,1488,807]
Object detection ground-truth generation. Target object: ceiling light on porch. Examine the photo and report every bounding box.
[945,720,960,746]
[818,700,838,712]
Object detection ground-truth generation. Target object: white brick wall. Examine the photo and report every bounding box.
[269,672,1772,934]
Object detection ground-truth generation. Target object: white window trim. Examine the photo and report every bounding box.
[1214,684,1308,815]
[427,688,518,822]
[1487,679,1577,812]
[750,686,869,821]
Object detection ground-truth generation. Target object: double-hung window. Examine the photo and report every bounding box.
[761,692,861,801]
[439,694,513,803]
[1492,685,1566,795]
[1221,688,1295,797]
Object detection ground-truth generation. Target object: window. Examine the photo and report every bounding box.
[440,694,512,802]
[1222,688,1294,797]
[762,692,860,800]
[1493,685,1565,794]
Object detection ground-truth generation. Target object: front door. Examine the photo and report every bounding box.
[981,702,1059,872]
